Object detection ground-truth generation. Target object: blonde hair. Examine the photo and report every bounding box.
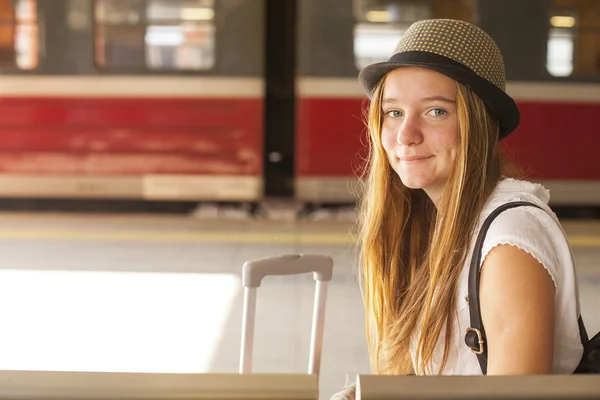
[358,73,502,375]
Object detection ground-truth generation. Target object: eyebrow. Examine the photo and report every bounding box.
[382,96,456,104]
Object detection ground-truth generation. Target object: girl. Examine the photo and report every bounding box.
[332,19,584,398]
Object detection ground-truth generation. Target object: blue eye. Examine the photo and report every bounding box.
[428,108,447,117]
[386,110,402,118]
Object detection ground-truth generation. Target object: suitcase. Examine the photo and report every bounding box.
[239,254,334,375]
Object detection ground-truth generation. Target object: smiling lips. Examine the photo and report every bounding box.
[400,155,434,162]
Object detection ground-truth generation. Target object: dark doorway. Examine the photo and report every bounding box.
[263,0,296,198]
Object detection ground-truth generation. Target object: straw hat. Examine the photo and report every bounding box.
[358,19,519,139]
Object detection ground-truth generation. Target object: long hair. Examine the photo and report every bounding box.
[358,73,503,375]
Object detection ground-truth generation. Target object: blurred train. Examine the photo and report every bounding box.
[0,0,599,207]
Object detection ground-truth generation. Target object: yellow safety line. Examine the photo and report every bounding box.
[0,230,598,247]
[0,230,355,245]
[567,235,600,248]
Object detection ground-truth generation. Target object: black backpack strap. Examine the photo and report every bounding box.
[464,201,543,374]
[579,316,589,345]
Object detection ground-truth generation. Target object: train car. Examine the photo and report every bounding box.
[296,0,600,206]
[0,0,265,202]
[0,0,598,209]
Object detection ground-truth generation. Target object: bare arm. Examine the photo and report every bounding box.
[479,244,555,374]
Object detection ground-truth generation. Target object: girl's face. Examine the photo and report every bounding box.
[380,67,460,202]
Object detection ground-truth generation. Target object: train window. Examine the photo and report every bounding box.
[353,1,431,69]
[94,0,215,71]
[353,0,477,70]
[15,0,37,69]
[547,1,600,78]
[547,12,576,76]
[0,0,38,70]
[145,0,215,71]
[95,0,145,68]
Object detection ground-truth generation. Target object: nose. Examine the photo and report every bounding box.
[397,114,423,146]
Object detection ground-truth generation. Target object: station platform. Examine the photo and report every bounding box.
[0,211,597,399]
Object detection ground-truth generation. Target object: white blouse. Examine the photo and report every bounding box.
[410,178,584,375]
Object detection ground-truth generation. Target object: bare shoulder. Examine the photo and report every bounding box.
[481,243,556,293]
[481,205,563,281]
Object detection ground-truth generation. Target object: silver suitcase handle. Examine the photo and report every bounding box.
[239,254,334,375]
[242,254,334,288]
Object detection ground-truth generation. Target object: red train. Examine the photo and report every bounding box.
[0,0,599,207]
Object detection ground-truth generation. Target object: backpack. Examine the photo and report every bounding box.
[464,201,600,374]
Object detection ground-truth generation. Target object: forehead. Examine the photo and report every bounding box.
[382,67,456,101]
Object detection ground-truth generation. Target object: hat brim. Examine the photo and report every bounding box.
[358,51,519,139]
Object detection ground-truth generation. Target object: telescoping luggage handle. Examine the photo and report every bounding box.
[239,254,334,375]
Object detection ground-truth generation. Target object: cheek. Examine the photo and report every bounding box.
[448,130,460,162]
[380,127,396,154]
[431,127,459,159]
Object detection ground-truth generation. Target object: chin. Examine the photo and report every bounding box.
[401,180,429,190]
[397,173,432,190]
